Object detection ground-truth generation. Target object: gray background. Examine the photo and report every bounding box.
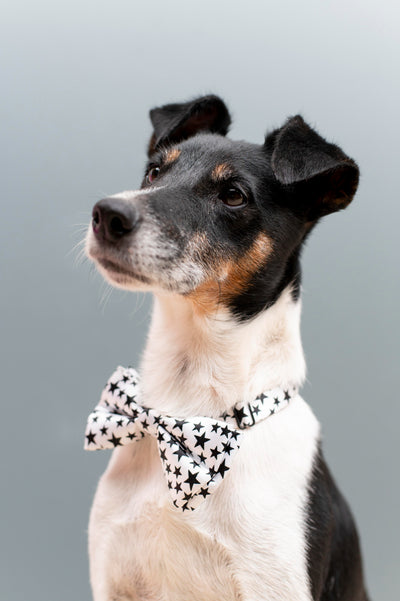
[1,0,398,599]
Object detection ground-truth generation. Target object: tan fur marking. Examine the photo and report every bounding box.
[164,148,181,164]
[188,233,273,314]
[212,163,234,181]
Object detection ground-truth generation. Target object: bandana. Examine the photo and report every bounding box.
[85,366,297,511]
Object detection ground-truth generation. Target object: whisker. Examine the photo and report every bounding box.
[129,292,149,324]
[70,223,90,230]
[75,245,89,267]
[100,283,114,313]
[67,233,89,266]
[67,237,86,255]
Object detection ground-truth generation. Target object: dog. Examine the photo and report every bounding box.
[85,95,369,601]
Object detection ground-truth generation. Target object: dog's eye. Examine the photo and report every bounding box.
[146,166,160,184]
[219,188,247,208]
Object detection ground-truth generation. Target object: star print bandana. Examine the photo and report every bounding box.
[85,366,297,512]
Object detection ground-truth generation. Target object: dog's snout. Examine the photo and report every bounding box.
[92,197,139,241]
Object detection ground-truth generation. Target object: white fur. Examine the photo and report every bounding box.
[88,286,320,601]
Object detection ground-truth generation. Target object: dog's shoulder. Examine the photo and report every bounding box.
[305,447,369,601]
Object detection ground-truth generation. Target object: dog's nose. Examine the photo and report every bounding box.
[92,197,139,241]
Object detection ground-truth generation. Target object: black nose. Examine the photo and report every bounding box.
[92,197,139,241]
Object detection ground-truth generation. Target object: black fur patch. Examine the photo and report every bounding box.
[305,446,370,601]
[140,96,359,320]
[148,95,231,155]
[143,133,308,319]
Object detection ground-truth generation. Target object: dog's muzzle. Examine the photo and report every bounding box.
[92,197,140,243]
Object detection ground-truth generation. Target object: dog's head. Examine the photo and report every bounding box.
[86,95,358,319]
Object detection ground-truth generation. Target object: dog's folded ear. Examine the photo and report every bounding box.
[148,95,231,155]
[265,116,359,220]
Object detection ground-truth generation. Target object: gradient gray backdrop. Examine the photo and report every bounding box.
[1,1,399,599]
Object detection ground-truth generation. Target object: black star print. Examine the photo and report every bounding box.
[185,470,200,490]
[217,459,229,478]
[173,445,186,461]
[178,434,187,446]
[220,425,231,438]
[210,446,220,459]
[194,432,210,449]
[124,395,134,407]
[88,364,283,514]
[222,441,234,454]
[108,382,119,394]
[108,434,122,447]
[233,407,245,426]
[86,431,96,445]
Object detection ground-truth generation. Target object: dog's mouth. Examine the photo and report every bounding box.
[95,256,151,284]
[97,257,133,276]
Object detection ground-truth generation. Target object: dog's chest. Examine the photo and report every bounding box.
[89,398,319,601]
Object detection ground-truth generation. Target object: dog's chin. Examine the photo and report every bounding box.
[87,239,205,295]
[94,257,152,292]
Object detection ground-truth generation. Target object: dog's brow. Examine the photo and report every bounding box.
[164,148,181,164]
[211,163,234,181]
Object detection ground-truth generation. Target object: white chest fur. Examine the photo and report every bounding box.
[88,290,319,601]
[89,397,319,601]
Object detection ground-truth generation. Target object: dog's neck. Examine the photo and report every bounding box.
[140,287,306,417]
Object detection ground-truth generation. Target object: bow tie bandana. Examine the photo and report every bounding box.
[85,366,297,512]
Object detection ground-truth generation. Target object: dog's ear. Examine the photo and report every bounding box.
[148,95,231,156]
[265,116,359,220]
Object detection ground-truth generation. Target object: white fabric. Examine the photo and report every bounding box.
[85,366,297,511]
